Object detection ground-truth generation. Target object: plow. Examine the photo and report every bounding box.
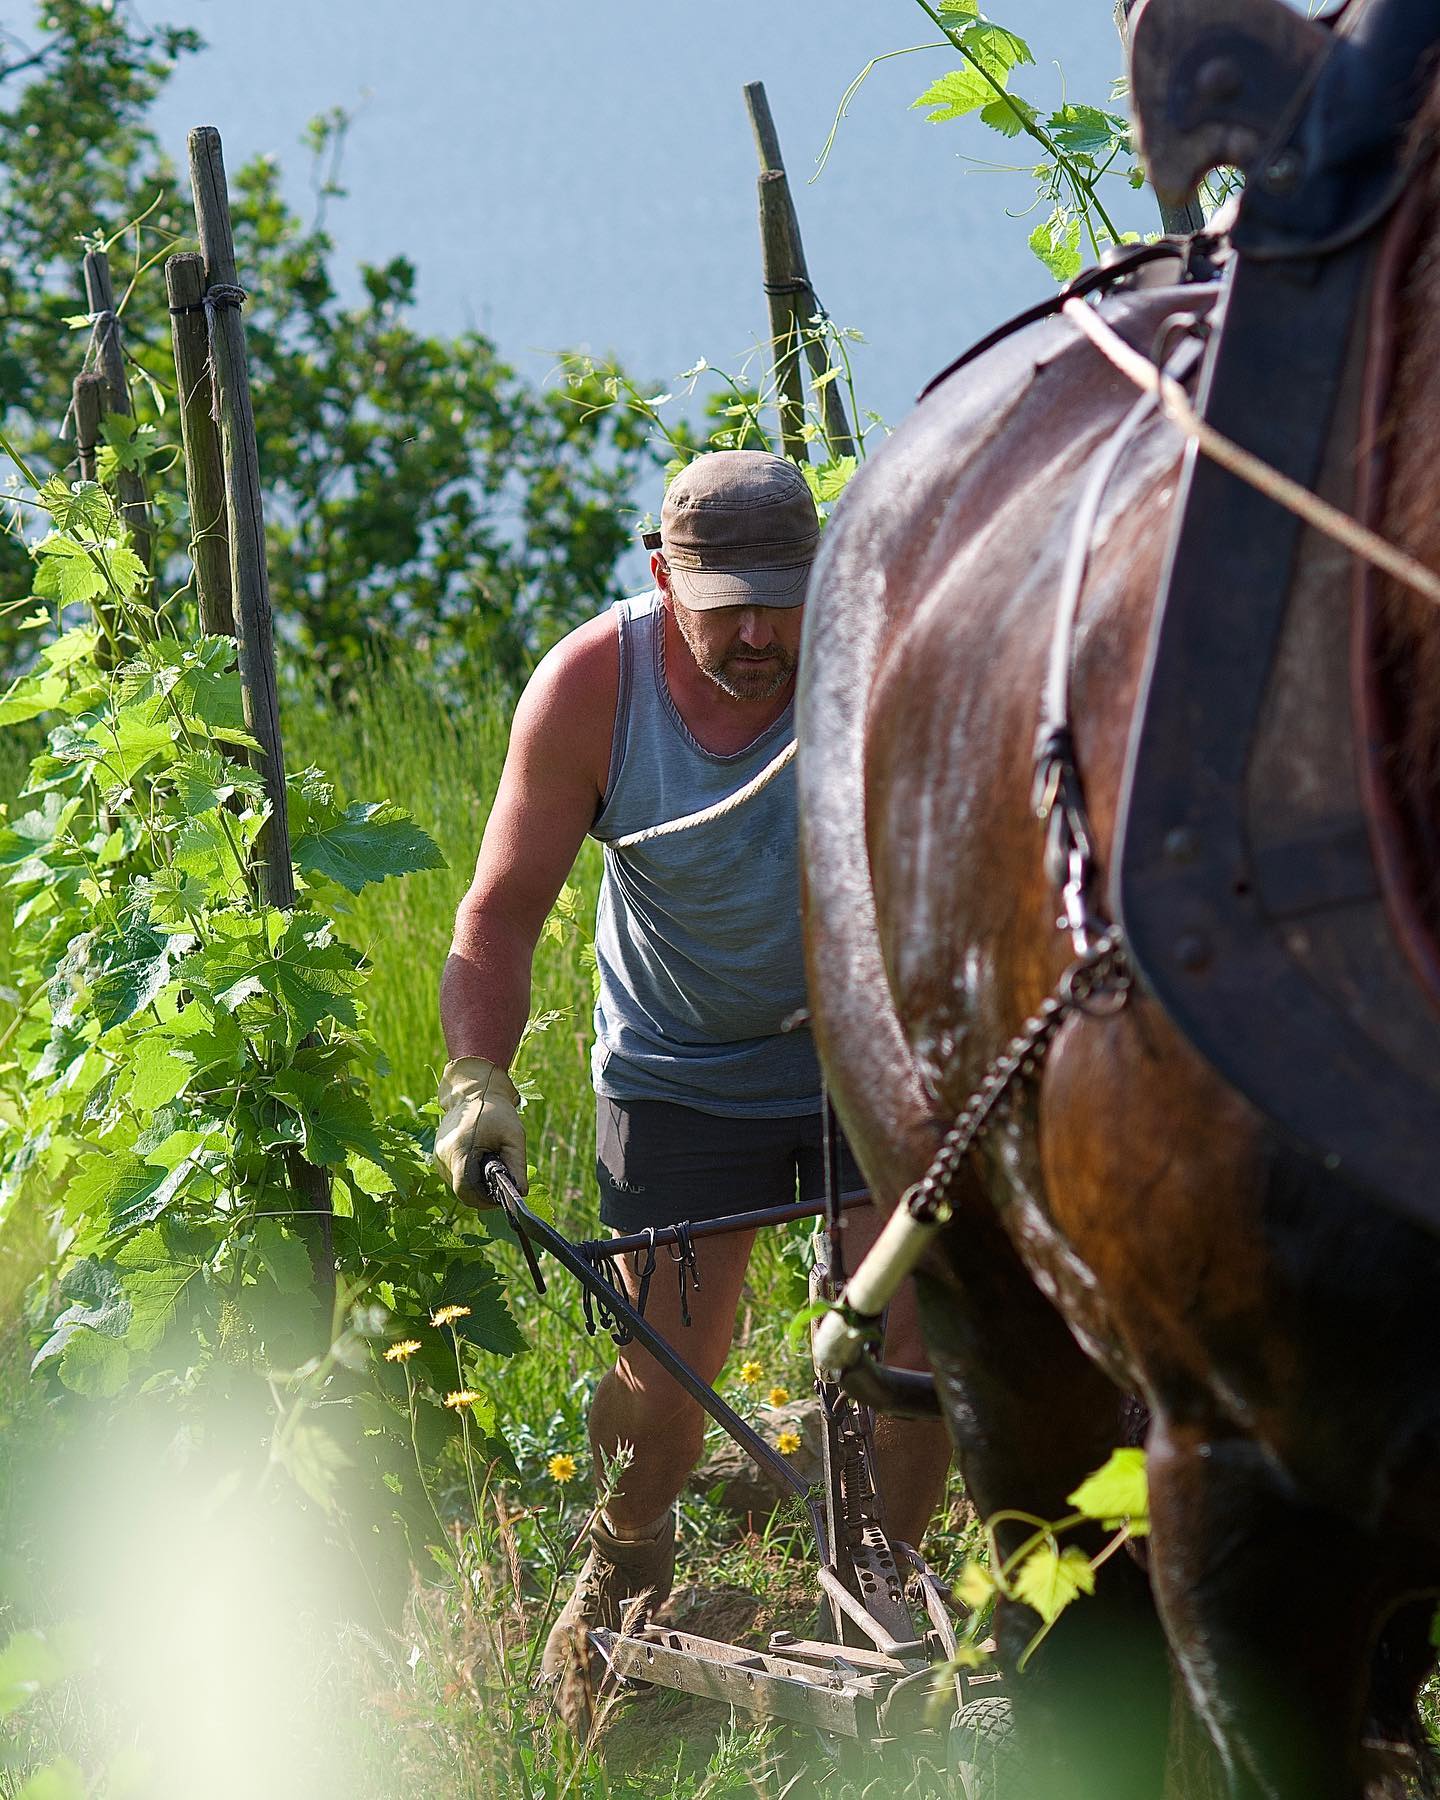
[480,1158,1007,1782]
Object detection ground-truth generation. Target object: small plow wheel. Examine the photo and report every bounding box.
[950,1694,1018,1800]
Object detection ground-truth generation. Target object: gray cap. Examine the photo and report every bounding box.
[659,450,819,611]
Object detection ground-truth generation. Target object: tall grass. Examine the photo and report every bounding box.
[284,655,628,1445]
[283,658,601,1212]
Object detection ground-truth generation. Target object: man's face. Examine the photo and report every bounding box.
[657,558,805,702]
[672,595,803,701]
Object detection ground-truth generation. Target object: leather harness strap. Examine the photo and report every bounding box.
[1115,0,1440,1218]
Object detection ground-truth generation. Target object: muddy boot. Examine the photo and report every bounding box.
[540,1509,676,1738]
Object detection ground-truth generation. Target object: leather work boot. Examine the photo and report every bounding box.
[540,1510,676,1738]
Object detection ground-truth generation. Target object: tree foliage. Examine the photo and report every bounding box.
[0,2,659,683]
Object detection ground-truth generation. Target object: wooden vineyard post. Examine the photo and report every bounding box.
[81,249,153,571]
[187,123,334,1284]
[164,252,234,638]
[72,369,127,670]
[743,81,857,464]
[188,125,298,907]
[1114,0,1208,237]
[72,372,105,484]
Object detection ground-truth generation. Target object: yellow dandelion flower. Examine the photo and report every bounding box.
[737,1358,764,1386]
[767,1386,790,1408]
[444,1389,480,1411]
[547,1453,578,1485]
[384,1339,422,1363]
[431,1304,472,1327]
[777,1430,802,1456]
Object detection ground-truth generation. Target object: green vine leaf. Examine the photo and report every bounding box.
[959,20,1033,81]
[1047,101,1125,160]
[290,788,445,895]
[85,706,175,785]
[15,1755,88,1800]
[125,1034,194,1112]
[0,794,81,873]
[432,1255,527,1358]
[912,66,992,123]
[31,1260,131,1372]
[0,673,66,726]
[97,414,161,475]
[1029,212,1083,283]
[268,1068,389,1168]
[37,477,111,536]
[980,94,1038,138]
[57,1328,130,1398]
[31,534,107,607]
[0,1630,74,1720]
[169,747,264,816]
[278,1419,352,1514]
[115,1225,208,1352]
[40,626,102,673]
[253,1219,314,1296]
[1067,1447,1149,1534]
[90,918,195,1031]
[65,1149,193,1238]
[801,456,858,508]
[1011,1543,1096,1625]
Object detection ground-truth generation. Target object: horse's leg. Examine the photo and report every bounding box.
[1147,1417,1385,1800]
[920,1202,1173,1800]
[1365,1602,1440,1795]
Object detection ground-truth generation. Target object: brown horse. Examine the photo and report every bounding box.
[798,63,1440,1800]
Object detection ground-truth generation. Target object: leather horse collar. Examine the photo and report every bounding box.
[1116,0,1440,1224]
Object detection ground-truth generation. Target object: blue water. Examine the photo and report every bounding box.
[149,0,1156,448]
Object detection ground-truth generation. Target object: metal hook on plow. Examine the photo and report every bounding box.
[669,1221,700,1328]
[488,1158,547,1295]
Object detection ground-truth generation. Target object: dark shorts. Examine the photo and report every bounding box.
[595,1095,866,1232]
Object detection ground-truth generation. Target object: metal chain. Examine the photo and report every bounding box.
[903,929,1131,1224]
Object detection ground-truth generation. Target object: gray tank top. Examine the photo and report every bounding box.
[589,590,819,1116]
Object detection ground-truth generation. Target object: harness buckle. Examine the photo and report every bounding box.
[1061,842,1098,958]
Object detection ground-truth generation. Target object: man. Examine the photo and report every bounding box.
[435,450,950,1730]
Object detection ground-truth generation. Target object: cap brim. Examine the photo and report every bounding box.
[667,559,813,611]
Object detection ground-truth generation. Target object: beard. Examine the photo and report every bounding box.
[674,606,797,702]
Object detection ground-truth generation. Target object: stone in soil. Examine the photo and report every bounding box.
[686,1398,821,1520]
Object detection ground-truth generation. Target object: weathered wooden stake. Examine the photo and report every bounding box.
[81,249,153,569]
[744,82,857,464]
[1115,0,1208,237]
[72,372,105,484]
[165,251,234,639]
[187,124,297,908]
[187,124,334,1282]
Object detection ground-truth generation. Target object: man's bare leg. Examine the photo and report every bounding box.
[590,1228,758,1533]
[840,1205,953,1550]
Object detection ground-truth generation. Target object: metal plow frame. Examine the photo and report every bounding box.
[480,1160,994,1744]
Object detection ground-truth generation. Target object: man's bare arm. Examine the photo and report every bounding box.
[440,613,617,1066]
[434,616,616,1201]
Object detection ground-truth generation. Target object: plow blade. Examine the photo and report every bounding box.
[591,1624,907,1737]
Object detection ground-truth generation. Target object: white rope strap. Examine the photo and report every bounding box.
[607,738,797,850]
[1061,297,1440,610]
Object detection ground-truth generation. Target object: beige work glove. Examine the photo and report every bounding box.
[434,1057,528,1204]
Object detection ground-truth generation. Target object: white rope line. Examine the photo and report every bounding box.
[607,738,797,849]
[1061,297,1440,610]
